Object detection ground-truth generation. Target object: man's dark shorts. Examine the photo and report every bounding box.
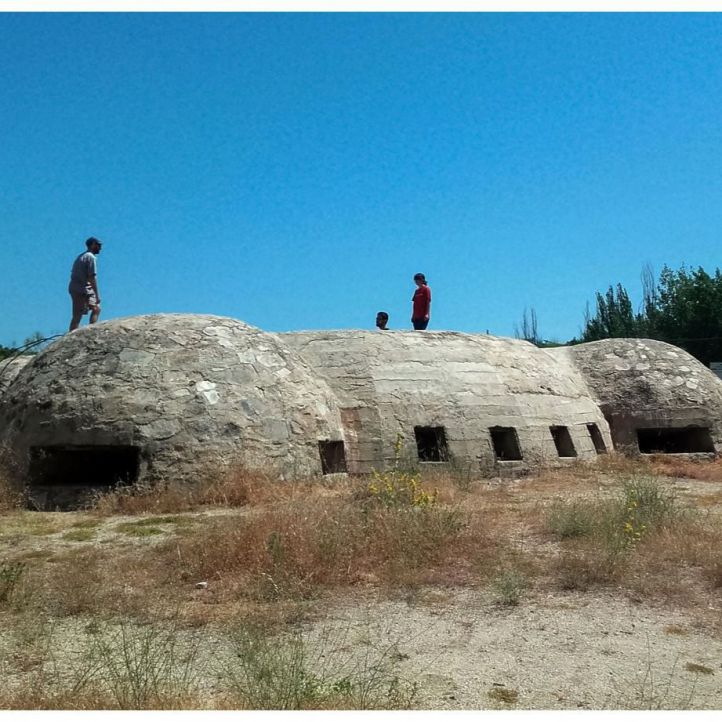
[412,318,429,330]
[70,289,97,316]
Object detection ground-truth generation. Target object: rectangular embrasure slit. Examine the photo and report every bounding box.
[414,426,449,462]
[637,427,714,454]
[550,426,577,458]
[28,445,140,488]
[489,427,523,461]
[318,440,347,474]
[587,423,607,454]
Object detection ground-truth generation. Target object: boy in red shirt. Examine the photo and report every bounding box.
[411,273,431,330]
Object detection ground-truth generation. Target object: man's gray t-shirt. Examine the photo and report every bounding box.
[69,251,97,295]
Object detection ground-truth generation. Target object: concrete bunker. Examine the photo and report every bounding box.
[283,330,613,473]
[0,314,349,509]
[558,339,722,456]
[1,317,720,509]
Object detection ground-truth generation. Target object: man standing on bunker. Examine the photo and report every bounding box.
[411,273,431,330]
[68,237,102,331]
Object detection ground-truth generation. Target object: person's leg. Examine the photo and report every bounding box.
[413,319,429,330]
[69,293,85,331]
[87,290,100,324]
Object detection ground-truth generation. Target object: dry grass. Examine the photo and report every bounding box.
[89,467,352,516]
[647,456,722,483]
[164,495,493,600]
[0,453,22,512]
[4,457,722,620]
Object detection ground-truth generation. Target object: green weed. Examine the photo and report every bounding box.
[0,560,26,603]
[492,569,528,606]
[62,529,96,542]
[219,622,417,709]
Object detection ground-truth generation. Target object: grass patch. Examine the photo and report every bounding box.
[89,468,283,516]
[0,617,204,710]
[2,514,68,538]
[166,494,479,600]
[115,524,164,538]
[491,569,528,606]
[649,456,722,483]
[62,528,96,542]
[113,516,196,537]
[70,518,101,529]
[124,515,192,527]
[546,476,689,591]
[0,560,26,603]
[0,615,418,710]
[547,499,597,539]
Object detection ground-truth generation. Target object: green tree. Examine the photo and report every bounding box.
[578,264,722,366]
[652,265,722,366]
[581,283,643,341]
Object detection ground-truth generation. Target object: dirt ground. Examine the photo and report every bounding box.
[308,587,722,710]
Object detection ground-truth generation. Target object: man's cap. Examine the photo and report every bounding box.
[86,237,102,248]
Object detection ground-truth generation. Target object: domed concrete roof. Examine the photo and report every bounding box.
[282,330,611,471]
[0,356,32,397]
[0,314,346,505]
[555,339,722,452]
[557,338,722,410]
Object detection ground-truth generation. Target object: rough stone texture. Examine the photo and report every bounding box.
[555,339,722,452]
[0,356,32,397]
[1,314,720,507]
[0,315,346,503]
[282,330,611,473]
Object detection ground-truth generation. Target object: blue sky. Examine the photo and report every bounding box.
[2,12,722,345]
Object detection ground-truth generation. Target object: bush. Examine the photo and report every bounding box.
[547,500,597,539]
[363,435,438,510]
[548,477,683,590]
[492,569,528,606]
[218,622,417,709]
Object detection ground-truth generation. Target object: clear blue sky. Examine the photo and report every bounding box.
[2,12,722,346]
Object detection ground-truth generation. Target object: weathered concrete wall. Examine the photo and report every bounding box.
[0,315,347,504]
[556,339,722,453]
[282,330,612,473]
[0,356,32,398]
